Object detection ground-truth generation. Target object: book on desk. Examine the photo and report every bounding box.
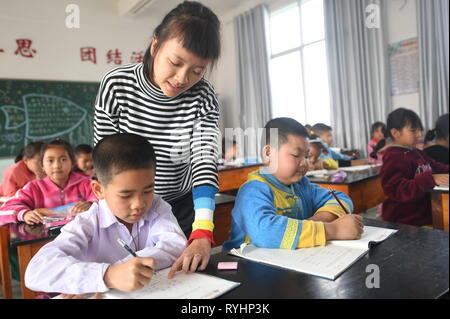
[53,267,240,299]
[229,226,397,280]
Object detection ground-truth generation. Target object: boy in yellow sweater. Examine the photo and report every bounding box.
[223,118,363,250]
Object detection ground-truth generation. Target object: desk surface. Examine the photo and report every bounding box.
[204,218,449,299]
[218,163,262,172]
[7,194,237,248]
[8,223,59,248]
[426,187,449,194]
[307,166,381,185]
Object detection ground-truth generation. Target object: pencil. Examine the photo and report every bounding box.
[327,187,351,215]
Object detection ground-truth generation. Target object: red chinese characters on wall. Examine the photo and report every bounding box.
[106,49,122,65]
[80,47,97,64]
[14,39,37,58]
[130,51,144,64]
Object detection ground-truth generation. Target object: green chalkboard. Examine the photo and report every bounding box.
[0,79,99,157]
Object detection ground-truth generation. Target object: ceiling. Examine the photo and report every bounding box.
[121,0,249,19]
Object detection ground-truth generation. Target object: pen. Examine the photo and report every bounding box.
[327,187,351,215]
[116,238,157,275]
[117,238,137,257]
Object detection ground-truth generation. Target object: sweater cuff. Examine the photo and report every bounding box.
[188,229,215,246]
[414,171,436,190]
[17,209,29,222]
[296,220,326,248]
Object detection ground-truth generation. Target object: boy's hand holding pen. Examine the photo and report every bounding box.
[103,238,156,292]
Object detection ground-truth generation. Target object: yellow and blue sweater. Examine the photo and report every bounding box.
[222,168,353,251]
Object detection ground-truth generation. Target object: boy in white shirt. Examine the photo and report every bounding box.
[25,133,187,296]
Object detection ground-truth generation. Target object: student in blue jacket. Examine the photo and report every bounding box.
[223,118,363,251]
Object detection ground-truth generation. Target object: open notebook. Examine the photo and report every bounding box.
[103,268,239,299]
[229,226,397,280]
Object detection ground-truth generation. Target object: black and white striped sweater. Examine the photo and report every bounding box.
[93,63,220,204]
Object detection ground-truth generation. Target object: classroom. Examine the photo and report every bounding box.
[0,0,448,304]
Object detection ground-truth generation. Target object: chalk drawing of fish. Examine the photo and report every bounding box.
[0,94,87,140]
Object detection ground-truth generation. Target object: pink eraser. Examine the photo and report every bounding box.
[217,262,238,270]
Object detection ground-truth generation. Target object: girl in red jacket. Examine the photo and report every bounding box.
[380,108,449,226]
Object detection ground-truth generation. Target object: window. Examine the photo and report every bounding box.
[268,0,330,126]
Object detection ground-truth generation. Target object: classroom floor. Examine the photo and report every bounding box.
[0,206,381,299]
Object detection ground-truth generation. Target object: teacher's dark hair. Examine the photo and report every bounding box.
[143,1,221,81]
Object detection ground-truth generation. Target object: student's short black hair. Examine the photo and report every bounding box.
[93,133,156,185]
[74,144,93,156]
[370,121,387,137]
[308,134,325,152]
[40,138,75,164]
[386,108,423,138]
[312,123,332,134]
[263,117,309,148]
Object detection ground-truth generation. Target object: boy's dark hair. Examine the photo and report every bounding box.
[15,141,45,163]
[40,138,75,163]
[74,144,93,156]
[263,117,309,148]
[308,134,325,152]
[386,108,423,138]
[312,123,332,135]
[370,121,387,138]
[143,1,221,80]
[93,133,156,185]
[424,113,449,143]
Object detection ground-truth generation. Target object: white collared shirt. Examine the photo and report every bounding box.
[24,195,187,294]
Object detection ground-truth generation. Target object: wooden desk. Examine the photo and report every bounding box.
[427,188,449,231]
[308,166,386,214]
[0,194,237,298]
[0,225,12,299]
[218,164,262,192]
[206,218,449,298]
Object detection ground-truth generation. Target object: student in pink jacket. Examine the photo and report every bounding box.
[0,139,97,225]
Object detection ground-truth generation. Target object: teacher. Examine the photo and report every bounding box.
[93,1,221,277]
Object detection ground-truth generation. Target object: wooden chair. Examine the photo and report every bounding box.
[0,225,12,299]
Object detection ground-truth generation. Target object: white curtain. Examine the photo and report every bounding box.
[417,0,449,130]
[324,0,391,156]
[234,4,272,131]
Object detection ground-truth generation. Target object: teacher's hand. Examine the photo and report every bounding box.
[168,237,211,279]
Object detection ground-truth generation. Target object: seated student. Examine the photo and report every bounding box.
[423,113,449,165]
[73,144,95,177]
[0,141,46,197]
[0,138,96,225]
[24,133,186,296]
[305,124,313,136]
[367,122,386,164]
[222,118,363,251]
[222,137,238,165]
[311,123,353,161]
[380,108,449,226]
[307,135,338,170]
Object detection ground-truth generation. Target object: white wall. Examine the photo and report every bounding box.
[0,0,162,175]
[385,0,420,113]
[0,0,158,82]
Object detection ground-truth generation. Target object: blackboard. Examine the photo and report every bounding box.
[0,79,99,157]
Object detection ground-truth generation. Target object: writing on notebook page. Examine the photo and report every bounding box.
[104,267,239,299]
